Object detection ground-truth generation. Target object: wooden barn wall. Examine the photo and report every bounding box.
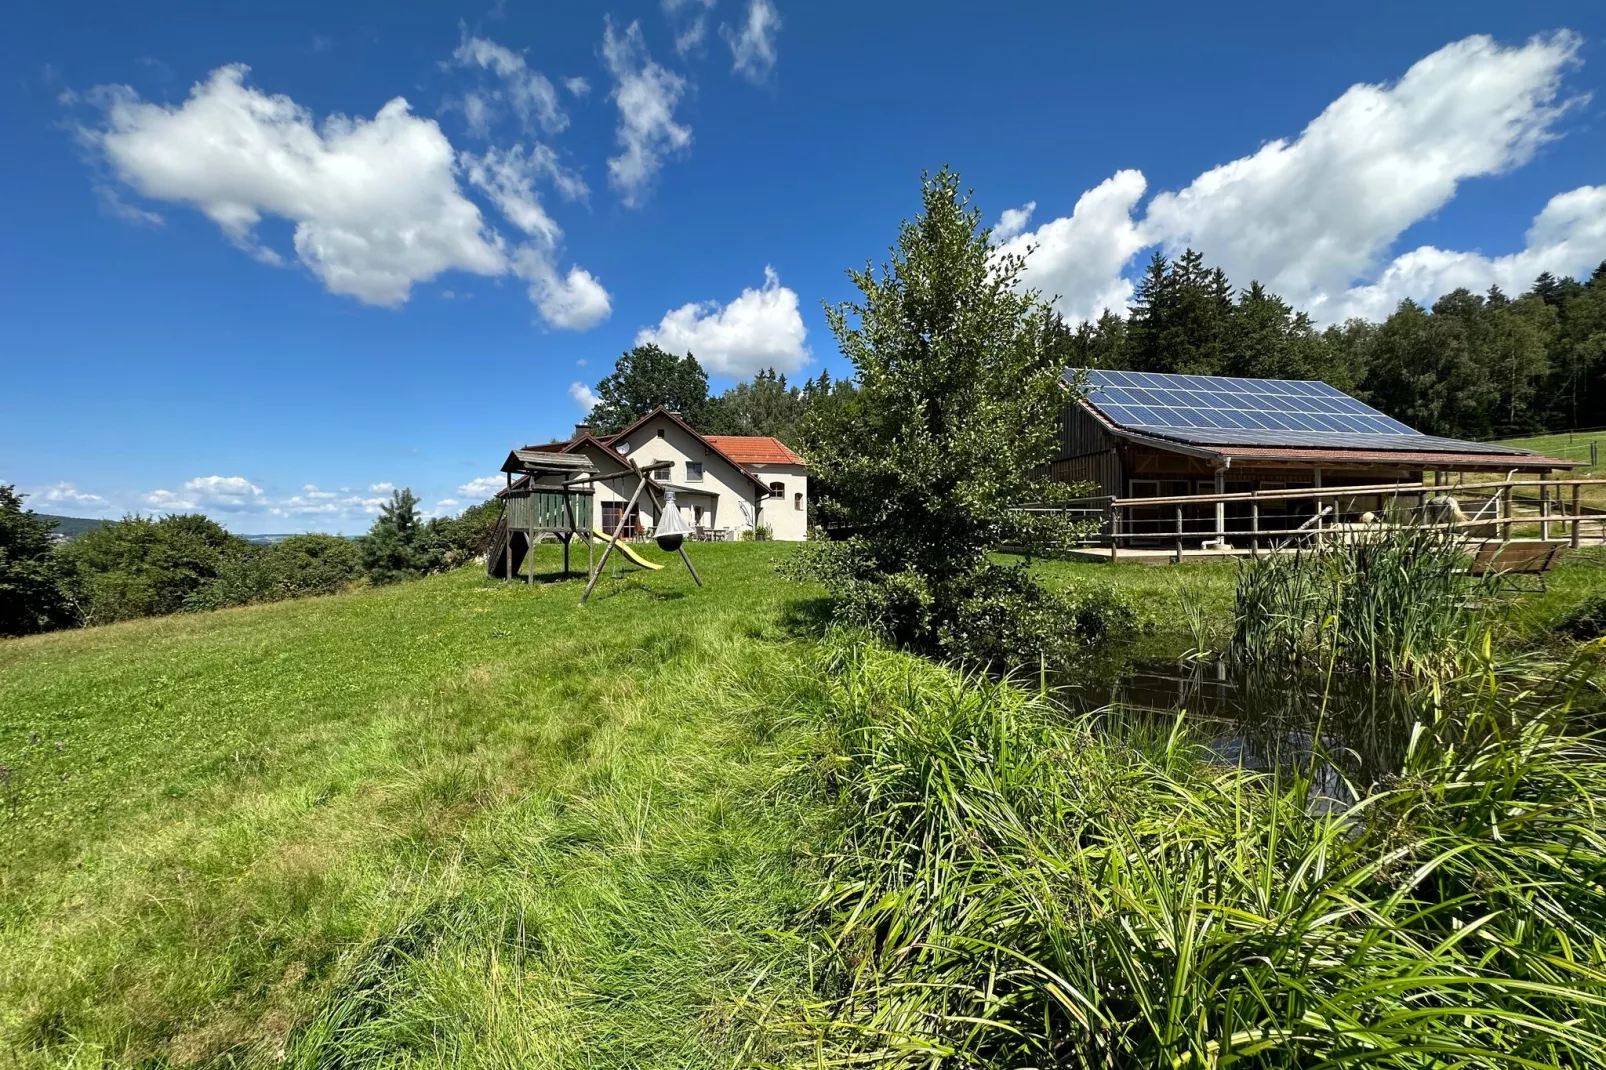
[1045,404,1122,497]
[1058,403,1114,458]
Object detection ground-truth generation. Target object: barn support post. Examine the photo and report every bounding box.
[1213,469,1225,542]
[1540,472,1551,542]
[1573,483,1583,549]
[1250,501,1260,558]
[1313,468,1325,551]
[1109,502,1120,562]
[1175,505,1184,564]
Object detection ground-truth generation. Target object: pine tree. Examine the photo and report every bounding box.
[361,488,436,586]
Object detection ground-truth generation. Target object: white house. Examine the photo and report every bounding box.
[525,407,809,541]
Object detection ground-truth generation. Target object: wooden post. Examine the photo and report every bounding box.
[1250,500,1260,558]
[1213,469,1225,543]
[581,471,650,604]
[677,546,703,587]
[561,491,574,577]
[1313,468,1324,551]
[1502,484,1513,543]
[1109,502,1120,562]
[1539,472,1551,542]
[1175,505,1184,564]
[1573,483,1583,549]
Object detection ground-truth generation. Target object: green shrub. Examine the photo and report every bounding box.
[0,486,77,636]
[58,513,245,625]
[939,562,1137,666]
[186,534,362,610]
[739,523,773,542]
[784,546,1132,666]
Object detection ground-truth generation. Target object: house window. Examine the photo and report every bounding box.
[768,481,784,499]
[652,463,672,481]
[656,428,666,438]
[794,492,803,511]
[686,462,704,482]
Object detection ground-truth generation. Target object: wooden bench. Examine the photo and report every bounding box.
[1465,540,1569,592]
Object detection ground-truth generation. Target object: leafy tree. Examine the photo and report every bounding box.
[0,485,76,636]
[797,168,1082,654]
[704,368,805,441]
[59,512,245,624]
[361,488,438,585]
[588,344,711,434]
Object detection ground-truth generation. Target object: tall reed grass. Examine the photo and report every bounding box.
[771,636,1606,1068]
[1230,526,1492,678]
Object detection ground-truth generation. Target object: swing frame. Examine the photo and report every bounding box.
[568,459,704,604]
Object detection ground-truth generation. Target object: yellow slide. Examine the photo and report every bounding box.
[591,526,664,570]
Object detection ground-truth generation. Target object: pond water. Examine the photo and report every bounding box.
[1053,657,1435,801]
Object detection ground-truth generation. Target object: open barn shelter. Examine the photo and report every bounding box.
[1046,370,1576,548]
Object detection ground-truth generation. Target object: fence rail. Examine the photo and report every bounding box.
[1013,477,1606,562]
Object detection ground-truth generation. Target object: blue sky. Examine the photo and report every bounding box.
[3,0,1603,533]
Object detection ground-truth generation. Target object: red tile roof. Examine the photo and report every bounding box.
[704,436,805,465]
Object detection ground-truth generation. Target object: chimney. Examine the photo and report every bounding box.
[573,422,594,440]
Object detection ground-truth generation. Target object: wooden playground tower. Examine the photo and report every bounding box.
[487,448,702,604]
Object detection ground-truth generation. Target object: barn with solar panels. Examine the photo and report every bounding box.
[1046,370,1575,548]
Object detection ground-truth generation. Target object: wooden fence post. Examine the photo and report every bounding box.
[1573,483,1583,549]
[1175,505,1184,564]
[1250,500,1260,558]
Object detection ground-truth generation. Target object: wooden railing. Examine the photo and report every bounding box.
[1034,478,1606,561]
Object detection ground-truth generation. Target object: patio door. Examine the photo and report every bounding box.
[601,501,639,537]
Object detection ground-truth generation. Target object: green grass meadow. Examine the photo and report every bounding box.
[6,540,1606,1067]
[1,543,827,1068]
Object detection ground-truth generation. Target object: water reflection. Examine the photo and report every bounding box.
[1052,658,1427,801]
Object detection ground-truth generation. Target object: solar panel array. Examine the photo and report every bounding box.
[1078,369,1419,436]
[1071,369,1528,455]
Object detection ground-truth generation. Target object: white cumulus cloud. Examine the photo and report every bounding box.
[722,0,781,84]
[459,475,506,498]
[82,64,507,308]
[570,381,600,411]
[992,201,1036,244]
[1001,32,1596,325]
[369,482,395,493]
[996,171,1149,324]
[81,64,609,331]
[602,18,692,207]
[38,482,107,507]
[637,266,809,376]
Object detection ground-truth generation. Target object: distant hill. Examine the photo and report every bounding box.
[38,514,109,539]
